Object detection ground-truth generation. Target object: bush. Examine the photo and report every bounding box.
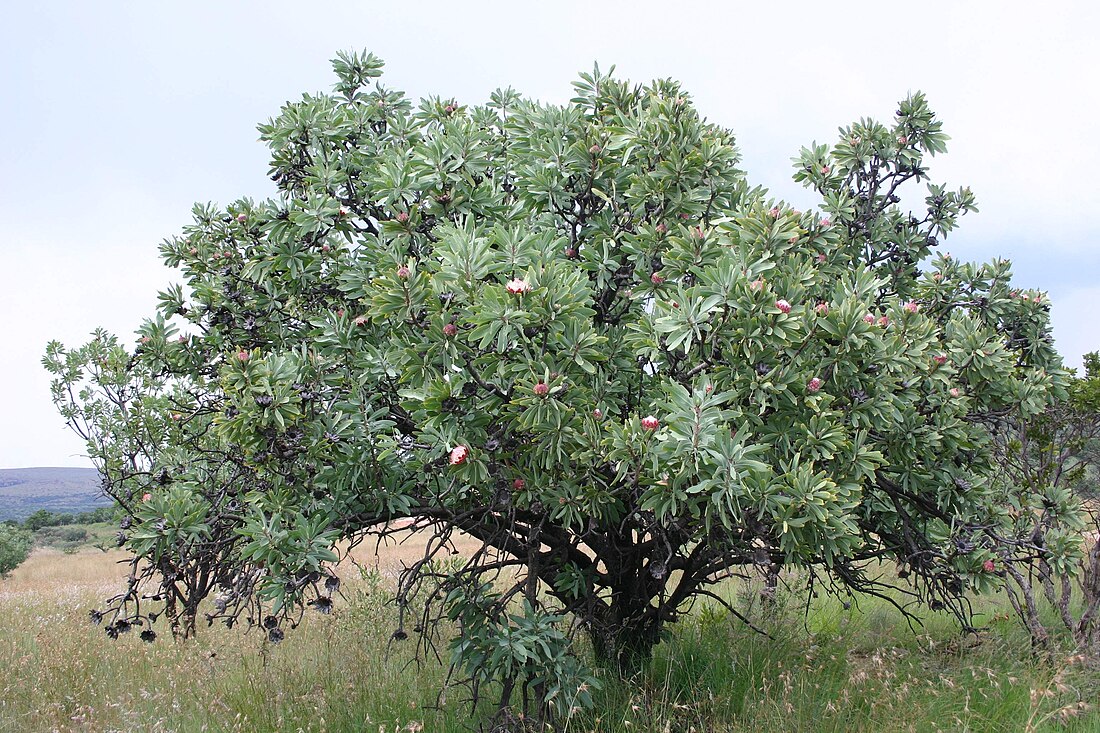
[35,525,90,554]
[0,524,33,577]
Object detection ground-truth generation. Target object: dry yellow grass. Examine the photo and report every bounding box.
[0,535,481,733]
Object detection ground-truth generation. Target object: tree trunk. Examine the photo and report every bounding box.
[585,601,662,677]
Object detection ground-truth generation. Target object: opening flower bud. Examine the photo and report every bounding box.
[449,445,469,465]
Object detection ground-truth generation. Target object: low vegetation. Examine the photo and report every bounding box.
[1,543,1097,732]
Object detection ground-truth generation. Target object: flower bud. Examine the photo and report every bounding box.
[449,445,469,465]
[506,278,530,295]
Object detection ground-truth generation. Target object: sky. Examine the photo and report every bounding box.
[2,0,1098,469]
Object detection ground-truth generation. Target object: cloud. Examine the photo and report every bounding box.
[1050,287,1100,372]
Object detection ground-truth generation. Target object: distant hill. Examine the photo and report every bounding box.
[0,467,108,521]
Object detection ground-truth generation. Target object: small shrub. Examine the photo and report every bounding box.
[0,523,33,576]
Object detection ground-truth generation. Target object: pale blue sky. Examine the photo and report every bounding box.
[3,0,1098,468]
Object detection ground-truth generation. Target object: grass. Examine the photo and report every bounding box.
[1,547,1098,732]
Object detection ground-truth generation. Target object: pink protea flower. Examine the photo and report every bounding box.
[396,211,410,223]
[443,323,458,337]
[140,336,151,344]
[397,265,411,279]
[983,559,996,572]
[506,278,530,295]
[189,247,198,255]
[142,493,152,502]
[564,247,577,258]
[533,382,549,396]
[816,252,827,264]
[863,313,876,325]
[749,279,764,292]
[692,226,705,239]
[336,308,345,318]
[807,377,824,393]
[354,315,369,327]
[815,302,829,316]
[897,135,908,145]
[768,206,781,218]
[236,213,247,224]
[933,354,948,366]
[449,445,469,466]
[903,301,920,314]
[949,387,961,398]
[512,478,525,490]
[339,206,350,217]
[592,408,603,419]
[878,315,890,327]
[820,165,830,175]
[788,235,800,244]
[650,272,665,285]
[237,350,250,362]
[820,217,831,228]
[641,415,659,431]
[321,244,331,253]
[932,272,942,281]
[588,144,602,154]
[775,299,792,314]
[655,223,668,234]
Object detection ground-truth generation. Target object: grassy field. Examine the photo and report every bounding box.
[1,543,1098,733]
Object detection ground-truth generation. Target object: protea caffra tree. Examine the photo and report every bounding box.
[47,51,1071,724]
